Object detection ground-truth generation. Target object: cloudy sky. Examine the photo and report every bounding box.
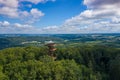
[0,0,120,34]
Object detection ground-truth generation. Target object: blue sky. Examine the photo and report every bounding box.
[0,0,120,34]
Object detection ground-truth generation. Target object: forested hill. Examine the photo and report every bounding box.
[0,34,120,50]
[0,45,120,80]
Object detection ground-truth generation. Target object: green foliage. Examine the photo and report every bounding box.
[3,59,85,80]
[0,66,8,80]
[0,45,119,80]
[110,55,120,80]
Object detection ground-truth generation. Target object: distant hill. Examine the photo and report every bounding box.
[0,34,120,50]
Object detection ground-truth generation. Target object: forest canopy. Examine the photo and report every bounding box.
[0,45,120,80]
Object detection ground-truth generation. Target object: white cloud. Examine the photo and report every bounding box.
[3,21,10,26]
[0,0,19,18]
[0,0,18,8]
[0,0,120,33]
[14,23,32,28]
[0,21,39,33]
[54,0,120,33]
[0,7,18,18]
[0,21,32,28]
[30,8,44,18]
[84,0,120,9]
[0,21,10,27]
[112,17,120,23]
[39,0,120,33]
[20,8,45,24]
[42,26,59,33]
[0,0,45,23]
[20,11,29,17]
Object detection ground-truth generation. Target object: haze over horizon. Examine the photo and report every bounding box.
[0,0,120,34]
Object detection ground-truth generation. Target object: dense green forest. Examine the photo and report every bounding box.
[0,45,120,80]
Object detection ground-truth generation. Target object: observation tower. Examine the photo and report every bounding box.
[45,41,57,59]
